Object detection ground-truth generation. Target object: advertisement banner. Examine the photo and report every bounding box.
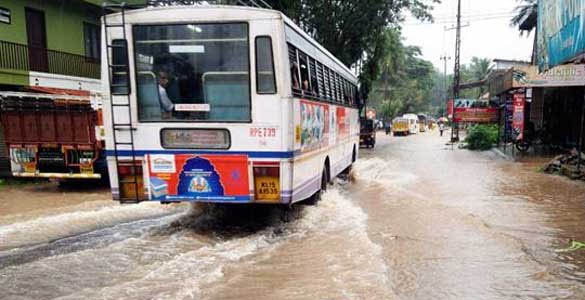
[146,154,250,202]
[300,100,329,152]
[537,0,585,70]
[512,93,525,141]
[512,64,585,87]
[453,99,498,123]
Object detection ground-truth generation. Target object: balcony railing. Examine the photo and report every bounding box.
[0,40,100,79]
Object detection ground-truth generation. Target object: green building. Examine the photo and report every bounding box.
[0,0,106,89]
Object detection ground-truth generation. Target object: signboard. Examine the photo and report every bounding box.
[512,93,525,141]
[447,99,454,119]
[453,99,498,123]
[491,64,585,96]
[537,0,585,71]
[161,129,230,149]
[512,64,585,87]
[146,154,250,202]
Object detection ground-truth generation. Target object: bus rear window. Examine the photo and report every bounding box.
[133,23,250,122]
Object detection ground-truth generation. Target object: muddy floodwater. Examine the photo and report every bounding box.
[2,131,585,299]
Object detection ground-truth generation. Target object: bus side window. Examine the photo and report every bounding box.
[323,66,331,101]
[298,52,310,93]
[255,36,276,94]
[329,69,337,102]
[308,56,318,97]
[111,39,130,95]
[315,61,325,100]
[288,43,301,96]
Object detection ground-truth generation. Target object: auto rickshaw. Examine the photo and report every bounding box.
[360,118,376,148]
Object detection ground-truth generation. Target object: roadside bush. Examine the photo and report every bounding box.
[464,124,499,151]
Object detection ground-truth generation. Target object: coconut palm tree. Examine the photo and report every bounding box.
[510,0,538,36]
[469,57,493,98]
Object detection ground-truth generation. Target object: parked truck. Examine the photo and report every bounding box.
[0,91,106,180]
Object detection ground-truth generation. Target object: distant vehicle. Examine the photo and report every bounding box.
[392,117,410,136]
[0,91,106,180]
[360,118,376,148]
[418,114,428,132]
[102,3,361,204]
[403,114,420,134]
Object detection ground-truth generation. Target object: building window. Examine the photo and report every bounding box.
[84,22,100,60]
[0,7,10,24]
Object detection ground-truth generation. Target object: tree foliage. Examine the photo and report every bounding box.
[510,0,537,36]
[264,0,440,100]
[367,29,435,120]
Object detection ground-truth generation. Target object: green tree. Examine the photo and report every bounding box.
[366,29,435,120]
[263,0,440,100]
[510,0,537,36]
[464,57,493,98]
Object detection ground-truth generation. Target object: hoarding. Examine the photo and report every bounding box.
[512,93,525,141]
[453,99,498,123]
[512,64,585,87]
[537,0,585,71]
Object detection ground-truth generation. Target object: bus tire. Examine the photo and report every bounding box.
[305,165,328,205]
[352,146,357,162]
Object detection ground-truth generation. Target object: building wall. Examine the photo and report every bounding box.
[0,0,101,56]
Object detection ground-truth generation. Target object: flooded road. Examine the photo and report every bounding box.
[2,131,585,299]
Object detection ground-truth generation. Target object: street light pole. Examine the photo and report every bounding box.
[452,0,462,143]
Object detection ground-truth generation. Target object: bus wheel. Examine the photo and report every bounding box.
[305,165,328,205]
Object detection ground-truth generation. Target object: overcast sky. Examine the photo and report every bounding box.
[402,0,534,74]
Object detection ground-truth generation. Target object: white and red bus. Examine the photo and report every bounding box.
[102,3,362,204]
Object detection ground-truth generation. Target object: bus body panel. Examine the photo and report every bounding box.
[102,6,359,204]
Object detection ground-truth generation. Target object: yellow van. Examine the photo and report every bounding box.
[392,118,410,136]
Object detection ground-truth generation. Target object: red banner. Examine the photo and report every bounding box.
[454,107,498,123]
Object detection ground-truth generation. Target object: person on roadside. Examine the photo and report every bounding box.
[439,121,445,137]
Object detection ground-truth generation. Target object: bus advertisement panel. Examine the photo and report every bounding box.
[146,154,250,202]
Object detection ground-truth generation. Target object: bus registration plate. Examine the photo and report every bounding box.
[254,176,280,201]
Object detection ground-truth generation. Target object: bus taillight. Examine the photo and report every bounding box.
[253,165,280,202]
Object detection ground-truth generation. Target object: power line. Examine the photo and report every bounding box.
[403,14,516,26]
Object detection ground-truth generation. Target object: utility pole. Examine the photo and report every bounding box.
[440,54,451,113]
[451,0,462,143]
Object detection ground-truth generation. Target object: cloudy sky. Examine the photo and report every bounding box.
[402,0,534,73]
